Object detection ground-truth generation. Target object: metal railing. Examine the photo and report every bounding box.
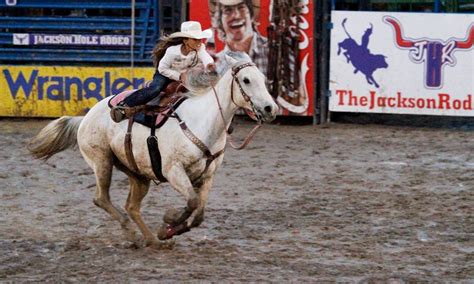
[0,0,182,65]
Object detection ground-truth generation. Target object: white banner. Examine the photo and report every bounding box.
[329,11,474,116]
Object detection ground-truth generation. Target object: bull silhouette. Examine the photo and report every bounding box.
[385,16,474,88]
[337,18,388,88]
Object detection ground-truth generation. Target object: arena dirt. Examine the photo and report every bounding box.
[0,118,472,282]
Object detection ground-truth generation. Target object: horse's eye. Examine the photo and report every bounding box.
[243,78,250,84]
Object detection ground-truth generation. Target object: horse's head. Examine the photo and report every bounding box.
[225,55,279,123]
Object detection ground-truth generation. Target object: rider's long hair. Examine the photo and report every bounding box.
[151,36,186,68]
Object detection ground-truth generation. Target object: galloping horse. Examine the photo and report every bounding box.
[29,55,278,246]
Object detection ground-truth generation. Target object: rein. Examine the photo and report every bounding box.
[211,62,262,150]
[170,111,225,175]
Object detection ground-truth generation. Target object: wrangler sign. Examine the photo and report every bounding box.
[0,66,154,117]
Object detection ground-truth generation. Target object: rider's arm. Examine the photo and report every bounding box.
[197,44,215,70]
[158,46,182,81]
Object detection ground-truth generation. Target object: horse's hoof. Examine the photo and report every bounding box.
[157,223,175,240]
[144,240,175,251]
[144,239,161,248]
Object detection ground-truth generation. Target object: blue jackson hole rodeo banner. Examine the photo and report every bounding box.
[330,11,473,117]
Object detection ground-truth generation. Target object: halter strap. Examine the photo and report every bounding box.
[230,62,255,105]
[232,62,255,75]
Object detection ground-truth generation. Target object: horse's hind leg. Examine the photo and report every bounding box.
[125,176,158,246]
[89,155,136,241]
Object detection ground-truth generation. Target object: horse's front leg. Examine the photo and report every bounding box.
[158,176,214,240]
[157,163,200,240]
[187,176,214,228]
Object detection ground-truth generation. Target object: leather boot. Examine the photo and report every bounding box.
[110,102,128,123]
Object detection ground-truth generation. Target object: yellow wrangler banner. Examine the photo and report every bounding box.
[0,65,154,117]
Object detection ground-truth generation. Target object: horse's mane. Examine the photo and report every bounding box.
[181,63,218,95]
[216,51,252,77]
[182,51,252,96]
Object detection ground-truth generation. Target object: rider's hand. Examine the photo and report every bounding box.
[206,63,216,72]
[179,72,186,83]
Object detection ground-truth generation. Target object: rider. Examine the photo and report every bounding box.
[111,21,216,122]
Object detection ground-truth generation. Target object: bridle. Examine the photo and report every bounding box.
[211,61,262,150]
[230,62,262,122]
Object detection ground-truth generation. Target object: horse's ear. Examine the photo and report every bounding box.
[224,54,238,65]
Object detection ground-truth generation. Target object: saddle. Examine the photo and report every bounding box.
[108,81,188,182]
[109,81,188,124]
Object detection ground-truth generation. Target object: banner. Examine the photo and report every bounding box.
[190,0,315,116]
[329,11,474,116]
[12,34,131,47]
[0,66,154,117]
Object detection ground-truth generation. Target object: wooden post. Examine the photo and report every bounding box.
[317,0,330,125]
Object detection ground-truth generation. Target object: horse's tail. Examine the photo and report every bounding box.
[28,116,83,161]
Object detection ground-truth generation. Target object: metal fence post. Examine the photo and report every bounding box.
[318,0,331,125]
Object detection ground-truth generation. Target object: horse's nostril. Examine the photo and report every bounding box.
[264,105,272,113]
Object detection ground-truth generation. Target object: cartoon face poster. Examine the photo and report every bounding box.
[190,0,315,116]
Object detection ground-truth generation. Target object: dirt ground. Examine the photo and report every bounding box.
[0,117,472,282]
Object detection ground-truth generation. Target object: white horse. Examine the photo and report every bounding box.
[28,56,278,246]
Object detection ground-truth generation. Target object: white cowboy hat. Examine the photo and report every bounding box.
[218,0,259,7]
[218,0,244,5]
[216,0,260,21]
[169,21,213,39]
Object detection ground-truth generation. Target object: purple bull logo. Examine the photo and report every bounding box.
[337,18,389,88]
[384,16,474,89]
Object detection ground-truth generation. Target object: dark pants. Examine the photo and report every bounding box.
[123,72,171,107]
